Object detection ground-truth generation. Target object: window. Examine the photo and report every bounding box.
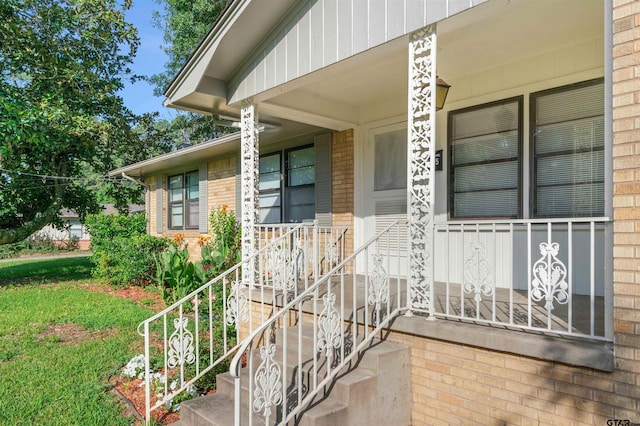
[531,79,604,217]
[449,97,522,218]
[374,128,407,191]
[168,171,199,229]
[259,153,281,223]
[259,145,315,223]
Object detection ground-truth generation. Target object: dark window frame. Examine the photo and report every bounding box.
[168,170,199,230]
[447,96,524,220]
[284,144,315,223]
[259,144,315,224]
[530,78,605,219]
[258,152,282,224]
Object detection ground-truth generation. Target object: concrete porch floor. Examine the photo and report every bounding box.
[278,273,606,339]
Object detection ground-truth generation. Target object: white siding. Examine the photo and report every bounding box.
[228,0,486,104]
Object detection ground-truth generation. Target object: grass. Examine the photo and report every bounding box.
[0,256,153,425]
[0,256,94,284]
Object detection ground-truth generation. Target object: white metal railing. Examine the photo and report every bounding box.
[256,223,348,280]
[229,221,407,425]
[137,221,347,423]
[430,217,611,340]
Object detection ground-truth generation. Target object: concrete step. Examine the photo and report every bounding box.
[178,324,410,425]
[178,392,265,426]
[215,324,365,402]
[297,341,410,426]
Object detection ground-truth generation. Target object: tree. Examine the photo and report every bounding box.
[0,0,151,244]
[151,0,229,97]
[150,0,232,146]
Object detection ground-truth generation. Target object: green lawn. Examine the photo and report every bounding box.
[0,256,153,425]
[0,256,94,284]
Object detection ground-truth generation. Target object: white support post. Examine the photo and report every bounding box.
[406,25,437,317]
[241,102,260,286]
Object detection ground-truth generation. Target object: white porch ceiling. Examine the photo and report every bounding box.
[262,0,604,127]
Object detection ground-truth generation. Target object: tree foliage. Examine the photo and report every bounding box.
[0,0,171,244]
[150,0,230,97]
[150,0,233,146]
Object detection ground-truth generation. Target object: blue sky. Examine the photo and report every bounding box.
[119,0,174,118]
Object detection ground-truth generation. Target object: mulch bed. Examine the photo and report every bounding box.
[109,375,180,425]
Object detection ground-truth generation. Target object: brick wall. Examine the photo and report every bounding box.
[332,129,355,259]
[208,156,237,215]
[147,175,158,236]
[148,158,238,260]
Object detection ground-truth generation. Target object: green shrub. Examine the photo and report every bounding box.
[201,205,241,279]
[154,206,241,306]
[85,213,168,286]
[154,243,200,305]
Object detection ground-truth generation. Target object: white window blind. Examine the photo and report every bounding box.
[258,145,316,224]
[259,153,281,224]
[449,98,521,218]
[532,80,604,217]
[374,128,407,191]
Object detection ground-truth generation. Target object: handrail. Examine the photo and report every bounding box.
[138,221,320,423]
[435,216,610,226]
[229,220,401,378]
[228,220,408,425]
[137,220,352,424]
[138,223,305,330]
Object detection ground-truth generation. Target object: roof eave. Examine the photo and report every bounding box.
[108,131,241,178]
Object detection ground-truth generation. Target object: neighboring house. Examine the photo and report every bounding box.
[35,204,144,250]
[36,208,91,249]
[112,0,640,423]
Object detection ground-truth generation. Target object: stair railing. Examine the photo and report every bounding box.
[229,220,409,425]
[138,221,341,423]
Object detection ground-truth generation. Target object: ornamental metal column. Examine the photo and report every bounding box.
[241,102,259,285]
[406,25,436,317]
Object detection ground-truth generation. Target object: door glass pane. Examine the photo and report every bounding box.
[374,128,407,191]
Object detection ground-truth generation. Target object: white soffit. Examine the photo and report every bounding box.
[264,0,603,121]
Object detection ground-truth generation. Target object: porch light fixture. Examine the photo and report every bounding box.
[435,76,451,111]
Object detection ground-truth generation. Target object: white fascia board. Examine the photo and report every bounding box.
[108,132,241,178]
[164,0,251,103]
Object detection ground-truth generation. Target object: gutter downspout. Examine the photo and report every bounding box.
[121,172,151,234]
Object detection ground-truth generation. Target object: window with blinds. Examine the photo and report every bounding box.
[168,170,199,229]
[259,153,282,224]
[259,145,316,224]
[532,79,604,218]
[286,145,315,222]
[449,97,522,218]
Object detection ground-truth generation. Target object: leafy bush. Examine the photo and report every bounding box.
[200,205,241,280]
[154,242,200,305]
[154,206,241,305]
[85,213,168,286]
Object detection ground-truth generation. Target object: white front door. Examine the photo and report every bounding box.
[361,122,409,276]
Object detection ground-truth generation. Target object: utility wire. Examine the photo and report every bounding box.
[0,168,121,183]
